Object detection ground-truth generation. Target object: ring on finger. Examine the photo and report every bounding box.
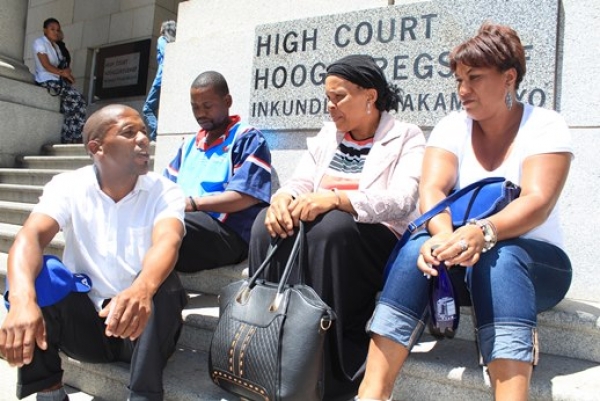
[458,238,468,253]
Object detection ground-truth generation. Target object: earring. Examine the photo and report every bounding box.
[366,102,371,115]
[505,91,513,110]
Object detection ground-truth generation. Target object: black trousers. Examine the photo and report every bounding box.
[174,211,249,273]
[17,272,188,401]
[249,209,397,400]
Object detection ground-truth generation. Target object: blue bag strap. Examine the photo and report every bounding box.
[383,177,505,281]
[407,177,505,234]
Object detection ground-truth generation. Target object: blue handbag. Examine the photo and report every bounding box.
[383,177,521,280]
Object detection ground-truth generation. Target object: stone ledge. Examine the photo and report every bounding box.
[177,260,248,295]
[397,335,600,401]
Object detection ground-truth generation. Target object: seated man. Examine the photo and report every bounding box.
[0,105,187,401]
[164,70,271,273]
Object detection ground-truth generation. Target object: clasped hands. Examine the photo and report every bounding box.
[58,67,75,84]
[417,224,486,277]
[265,192,339,238]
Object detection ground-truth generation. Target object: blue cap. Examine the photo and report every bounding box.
[4,255,92,310]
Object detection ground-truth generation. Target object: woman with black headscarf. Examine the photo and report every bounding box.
[248,54,425,400]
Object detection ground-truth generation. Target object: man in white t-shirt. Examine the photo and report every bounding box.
[0,105,186,401]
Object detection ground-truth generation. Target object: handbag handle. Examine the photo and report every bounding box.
[271,221,305,310]
[246,221,306,291]
[382,177,505,280]
[241,222,306,312]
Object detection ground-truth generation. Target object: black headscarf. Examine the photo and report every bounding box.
[326,55,400,112]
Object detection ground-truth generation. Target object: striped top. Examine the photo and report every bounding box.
[320,132,374,190]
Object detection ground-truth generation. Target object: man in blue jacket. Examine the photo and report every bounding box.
[164,71,272,272]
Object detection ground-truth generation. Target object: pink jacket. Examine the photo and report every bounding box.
[275,112,425,235]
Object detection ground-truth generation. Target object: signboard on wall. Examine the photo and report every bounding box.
[249,0,559,130]
[94,39,151,99]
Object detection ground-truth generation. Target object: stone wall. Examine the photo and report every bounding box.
[0,1,62,166]
[24,0,186,114]
[157,0,600,302]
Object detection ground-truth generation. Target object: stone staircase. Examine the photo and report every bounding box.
[1,144,600,400]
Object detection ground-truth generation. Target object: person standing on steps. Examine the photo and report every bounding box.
[164,70,272,273]
[32,18,87,144]
[143,20,177,142]
[0,105,187,401]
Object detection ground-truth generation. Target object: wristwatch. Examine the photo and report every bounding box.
[467,219,497,253]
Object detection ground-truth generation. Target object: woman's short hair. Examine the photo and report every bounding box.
[449,23,526,89]
[43,18,60,29]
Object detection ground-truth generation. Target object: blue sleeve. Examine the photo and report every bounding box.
[163,142,184,183]
[227,128,272,204]
[156,36,167,65]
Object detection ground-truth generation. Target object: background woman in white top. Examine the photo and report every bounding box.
[32,18,87,143]
[357,23,573,401]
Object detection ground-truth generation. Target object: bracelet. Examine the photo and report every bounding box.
[331,188,341,208]
[188,195,198,211]
[467,218,497,252]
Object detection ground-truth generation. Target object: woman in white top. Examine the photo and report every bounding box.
[33,18,86,143]
[357,23,573,401]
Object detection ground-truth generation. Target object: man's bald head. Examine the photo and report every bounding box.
[83,104,140,145]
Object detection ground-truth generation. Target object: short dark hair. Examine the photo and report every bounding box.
[43,18,60,29]
[83,104,136,147]
[450,22,526,89]
[191,71,229,97]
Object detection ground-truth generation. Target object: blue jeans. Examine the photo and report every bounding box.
[142,82,161,141]
[368,232,572,365]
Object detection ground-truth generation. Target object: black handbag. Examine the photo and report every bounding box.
[383,177,521,280]
[209,222,336,401]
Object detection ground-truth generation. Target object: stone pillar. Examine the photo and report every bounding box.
[0,0,63,167]
[0,0,34,83]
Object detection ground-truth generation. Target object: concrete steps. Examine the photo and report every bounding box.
[2,247,600,400]
[0,200,33,226]
[393,334,600,401]
[0,183,43,204]
[16,155,94,170]
[40,143,88,156]
[61,347,236,401]
[16,155,154,170]
[1,143,600,400]
[0,168,67,186]
[178,262,248,295]
[0,223,64,256]
[39,143,155,157]
[454,301,600,364]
